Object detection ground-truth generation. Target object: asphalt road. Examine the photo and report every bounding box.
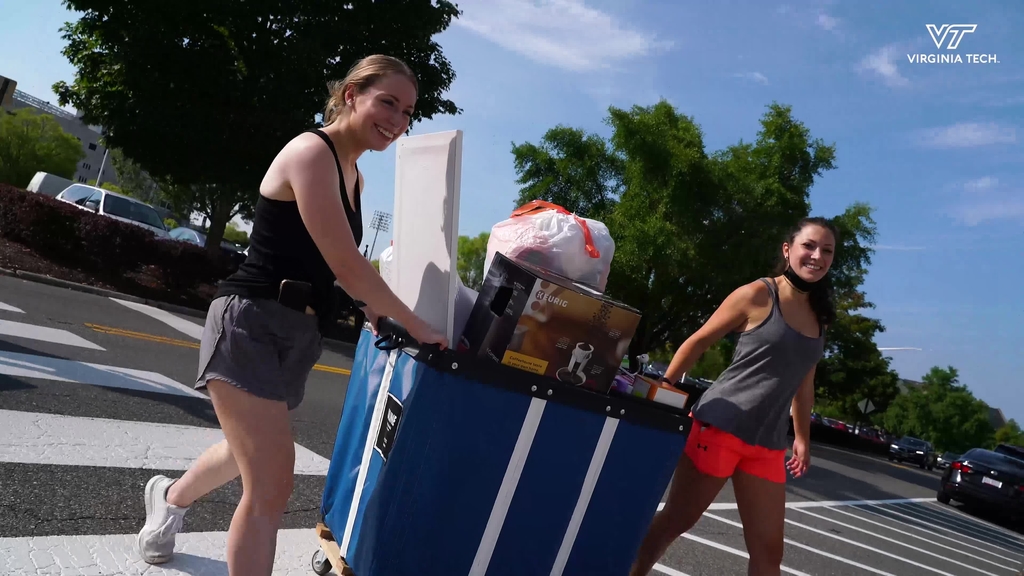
[1,274,1022,575]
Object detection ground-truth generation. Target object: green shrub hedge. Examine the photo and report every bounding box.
[0,184,230,292]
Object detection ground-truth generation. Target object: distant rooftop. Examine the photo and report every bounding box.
[13,89,78,121]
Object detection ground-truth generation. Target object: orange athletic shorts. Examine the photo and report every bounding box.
[685,420,787,484]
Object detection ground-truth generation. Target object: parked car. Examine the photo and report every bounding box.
[889,435,936,469]
[993,443,1024,462]
[166,227,247,267]
[937,448,1024,525]
[55,184,169,239]
[26,171,74,197]
[936,452,960,470]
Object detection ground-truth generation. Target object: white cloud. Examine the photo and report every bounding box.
[856,45,909,87]
[964,176,999,192]
[816,12,839,32]
[733,72,769,85]
[871,244,926,251]
[916,123,1017,148]
[953,199,1024,226]
[946,176,1024,225]
[453,0,671,72]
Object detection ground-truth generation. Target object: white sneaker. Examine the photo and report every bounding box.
[136,475,189,564]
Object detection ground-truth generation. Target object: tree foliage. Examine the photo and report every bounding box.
[813,203,901,421]
[457,232,490,291]
[994,419,1024,447]
[53,0,462,252]
[882,366,995,453]
[511,127,622,220]
[0,108,83,187]
[511,101,837,362]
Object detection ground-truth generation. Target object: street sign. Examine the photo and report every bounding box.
[857,398,876,414]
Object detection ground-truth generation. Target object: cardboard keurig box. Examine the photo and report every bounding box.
[458,252,641,393]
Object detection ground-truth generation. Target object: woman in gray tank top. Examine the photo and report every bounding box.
[630,217,838,576]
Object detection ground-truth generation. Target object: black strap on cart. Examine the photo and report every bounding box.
[372,317,697,436]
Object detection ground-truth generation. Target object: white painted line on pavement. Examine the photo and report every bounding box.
[653,564,690,576]
[905,502,1024,550]
[852,503,1024,566]
[793,507,1001,576]
[890,502,1024,556]
[700,512,896,576]
[679,533,814,576]
[0,410,329,475]
[0,319,104,350]
[0,528,316,576]
[861,503,1024,562]
[110,297,204,340]
[823,505,1020,572]
[0,350,204,399]
[656,496,932,512]
[0,301,25,313]
[925,501,1024,546]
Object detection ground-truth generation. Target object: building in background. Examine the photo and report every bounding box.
[5,87,118,188]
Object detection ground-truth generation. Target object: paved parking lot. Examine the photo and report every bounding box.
[656,484,1024,576]
[1,274,1022,575]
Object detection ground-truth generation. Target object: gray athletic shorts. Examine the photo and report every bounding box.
[195,294,323,410]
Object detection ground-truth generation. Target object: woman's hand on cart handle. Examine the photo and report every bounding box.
[406,316,449,350]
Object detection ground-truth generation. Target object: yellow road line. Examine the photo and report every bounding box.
[86,323,200,349]
[313,364,351,375]
[85,323,351,375]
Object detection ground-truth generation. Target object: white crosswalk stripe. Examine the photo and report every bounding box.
[0,303,328,575]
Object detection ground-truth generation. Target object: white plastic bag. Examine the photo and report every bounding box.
[378,243,395,289]
[485,200,615,291]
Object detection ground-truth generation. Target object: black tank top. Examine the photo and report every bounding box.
[216,129,363,329]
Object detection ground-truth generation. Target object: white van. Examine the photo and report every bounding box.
[55,184,169,239]
[26,172,75,197]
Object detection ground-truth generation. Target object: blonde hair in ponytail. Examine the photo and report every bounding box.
[323,55,418,126]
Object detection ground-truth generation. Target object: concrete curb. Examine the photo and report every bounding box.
[0,266,210,320]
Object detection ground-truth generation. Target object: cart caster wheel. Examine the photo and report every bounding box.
[312,549,332,575]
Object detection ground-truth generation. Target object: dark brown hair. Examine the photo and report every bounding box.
[775,216,839,327]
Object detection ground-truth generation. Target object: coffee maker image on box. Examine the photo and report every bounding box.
[556,342,594,386]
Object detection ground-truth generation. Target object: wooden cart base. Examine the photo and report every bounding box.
[314,522,356,576]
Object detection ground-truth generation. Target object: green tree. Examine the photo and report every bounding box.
[222,222,249,246]
[86,178,124,195]
[457,232,490,291]
[813,204,901,422]
[512,127,622,219]
[511,101,837,364]
[882,366,995,453]
[994,419,1024,447]
[108,148,162,205]
[0,108,83,187]
[54,0,462,254]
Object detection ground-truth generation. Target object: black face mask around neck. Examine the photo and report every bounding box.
[783,267,820,293]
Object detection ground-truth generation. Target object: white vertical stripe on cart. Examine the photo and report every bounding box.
[549,416,619,576]
[340,349,400,558]
[468,396,547,576]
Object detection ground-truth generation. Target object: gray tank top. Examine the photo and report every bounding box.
[689,278,825,450]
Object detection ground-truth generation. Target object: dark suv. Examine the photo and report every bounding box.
[994,443,1024,461]
[889,435,936,469]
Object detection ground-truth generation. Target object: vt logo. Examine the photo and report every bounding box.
[927,24,978,49]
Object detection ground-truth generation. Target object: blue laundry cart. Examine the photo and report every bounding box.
[312,323,696,576]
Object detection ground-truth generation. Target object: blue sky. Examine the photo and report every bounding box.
[3,0,1022,423]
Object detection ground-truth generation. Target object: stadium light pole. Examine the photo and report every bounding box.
[368,210,391,260]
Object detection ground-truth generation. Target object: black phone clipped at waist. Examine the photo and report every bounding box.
[278,279,313,312]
